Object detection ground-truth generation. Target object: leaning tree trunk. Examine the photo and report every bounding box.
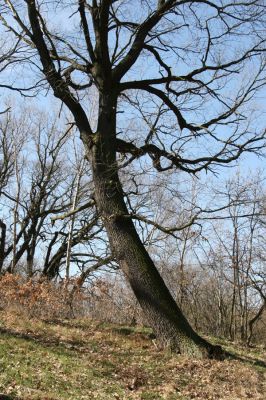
[88,93,222,359]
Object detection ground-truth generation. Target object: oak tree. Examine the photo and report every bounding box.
[1,0,266,357]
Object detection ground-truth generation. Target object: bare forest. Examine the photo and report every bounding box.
[0,1,265,399]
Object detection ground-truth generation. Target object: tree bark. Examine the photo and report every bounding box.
[89,92,222,358]
[0,219,6,272]
[247,298,265,346]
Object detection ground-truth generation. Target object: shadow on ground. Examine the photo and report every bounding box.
[0,325,84,352]
[42,319,89,331]
[226,350,266,369]
[0,324,265,370]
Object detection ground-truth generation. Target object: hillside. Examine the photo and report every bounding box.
[0,312,265,400]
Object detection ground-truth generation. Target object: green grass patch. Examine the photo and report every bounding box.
[0,312,265,400]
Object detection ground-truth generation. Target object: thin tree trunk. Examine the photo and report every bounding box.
[26,242,35,278]
[178,233,188,308]
[11,145,20,273]
[65,160,84,279]
[217,284,223,336]
[0,219,6,272]
[247,300,265,346]
[244,218,256,342]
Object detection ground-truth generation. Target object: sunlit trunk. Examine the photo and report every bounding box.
[88,93,222,358]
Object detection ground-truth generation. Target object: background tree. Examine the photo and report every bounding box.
[186,172,266,343]
[0,107,112,281]
[1,0,266,358]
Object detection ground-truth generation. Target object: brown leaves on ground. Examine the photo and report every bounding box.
[162,358,265,399]
[0,311,265,400]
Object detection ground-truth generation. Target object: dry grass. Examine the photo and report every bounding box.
[0,311,265,400]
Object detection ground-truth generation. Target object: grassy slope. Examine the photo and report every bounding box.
[0,312,265,400]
